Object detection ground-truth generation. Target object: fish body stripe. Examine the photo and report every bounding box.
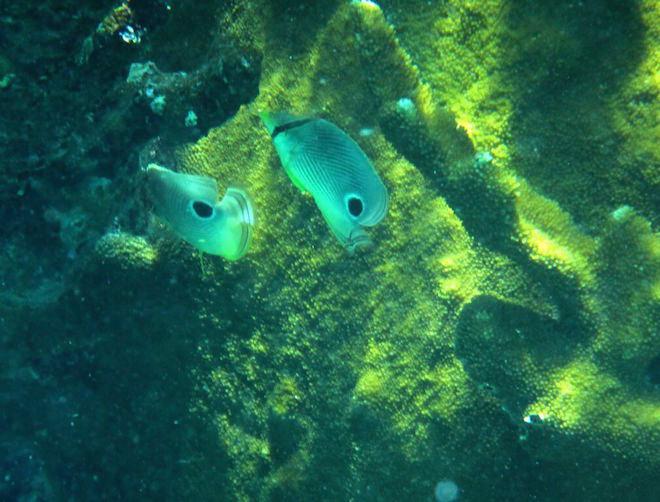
[263,112,388,251]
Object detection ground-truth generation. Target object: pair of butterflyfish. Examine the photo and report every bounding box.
[146,113,388,259]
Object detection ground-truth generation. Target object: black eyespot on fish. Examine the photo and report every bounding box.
[348,197,364,217]
[192,201,214,218]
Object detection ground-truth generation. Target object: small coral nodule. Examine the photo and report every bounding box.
[146,164,254,260]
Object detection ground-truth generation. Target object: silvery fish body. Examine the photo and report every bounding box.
[261,112,388,252]
[146,164,254,260]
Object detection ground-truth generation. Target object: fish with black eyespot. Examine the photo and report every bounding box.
[261,111,389,253]
[145,164,254,260]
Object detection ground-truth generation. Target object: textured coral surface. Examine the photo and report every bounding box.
[1,1,658,500]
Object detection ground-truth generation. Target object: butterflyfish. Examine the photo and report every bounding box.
[261,112,388,252]
[146,163,254,260]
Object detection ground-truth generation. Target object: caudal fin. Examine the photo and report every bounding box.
[223,187,255,260]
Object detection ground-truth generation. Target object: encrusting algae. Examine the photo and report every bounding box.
[149,1,657,498]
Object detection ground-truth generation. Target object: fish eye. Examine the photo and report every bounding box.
[192,200,214,219]
[347,196,364,217]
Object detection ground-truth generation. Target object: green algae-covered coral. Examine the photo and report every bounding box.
[9,1,658,500]
[155,1,658,499]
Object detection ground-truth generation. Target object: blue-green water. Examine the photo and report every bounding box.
[1,1,658,500]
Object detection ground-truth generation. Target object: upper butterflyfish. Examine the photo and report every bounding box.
[261,112,388,252]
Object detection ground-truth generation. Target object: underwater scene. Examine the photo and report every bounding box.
[1,0,658,500]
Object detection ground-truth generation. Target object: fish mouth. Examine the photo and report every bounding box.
[345,227,372,254]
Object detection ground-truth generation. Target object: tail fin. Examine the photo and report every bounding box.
[223,187,255,260]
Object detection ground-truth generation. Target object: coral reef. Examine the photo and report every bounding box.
[1,0,658,501]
